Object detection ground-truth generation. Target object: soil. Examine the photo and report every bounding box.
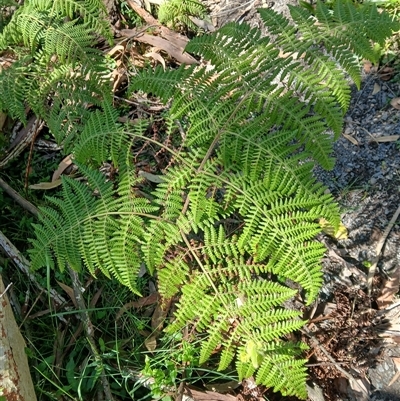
[310,73,400,401]
[201,1,400,400]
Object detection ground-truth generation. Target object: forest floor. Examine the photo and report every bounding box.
[1,1,399,400]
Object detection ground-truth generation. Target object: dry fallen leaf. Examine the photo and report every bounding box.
[390,97,400,110]
[143,0,152,11]
[319,218,348,240]
[189,16,216,32]
[89,286,103,308]
[348,376,370,400]
[29,179,62,190]
[107,44,125,57]
[363,60,373,74]
[138,170,165,183]
[144,49,166,70]
[372,82,381,95]
[377,273,400,309]
[137,34,198,64]
[144,335,157,352]
[57,280,77,308]
[204,380,240,392]
[186,386,237,401]
[392,357,400,372]
[343,133,359,145]
[0,111,6,131]
[388,371,400,387]
[116,292,160,321]
[379,66,394,81]
[374,135,400,143]
[52,154,73,182]
[389,357,400,386]
[151,300,171,331]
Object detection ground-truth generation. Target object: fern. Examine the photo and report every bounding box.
[26,1,399,398]
[158,0,208,32]
[1,0,111,46]
[0,0,112,148]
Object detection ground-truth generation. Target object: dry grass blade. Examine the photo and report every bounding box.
[342,132,359,145]
[373,135,400,142]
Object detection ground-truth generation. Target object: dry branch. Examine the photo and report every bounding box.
[0,275,38,401]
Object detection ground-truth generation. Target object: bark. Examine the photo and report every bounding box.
[0,276,37,401]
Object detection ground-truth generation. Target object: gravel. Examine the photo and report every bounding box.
[314,72,400,401]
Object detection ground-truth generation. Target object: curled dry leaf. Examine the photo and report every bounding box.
[379,66,394,81]
[29,179,62,190]
[52,154,73,182]
[342,133,359,145]
[144,49,166,70]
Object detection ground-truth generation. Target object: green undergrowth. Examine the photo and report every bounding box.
[0,153,58,247]
[0,0,399,399]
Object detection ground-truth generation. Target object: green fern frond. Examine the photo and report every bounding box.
[28,0,112,42]
[0,0,112,128]
[73,101,128,166]
[27,2,399,398]
[43,70,110,150]
[29,163,157,294]
[0,56,30,122]
[317,0,400,47]
[166,257,307,390]
[255,342,309,398]
[158,0,207,31]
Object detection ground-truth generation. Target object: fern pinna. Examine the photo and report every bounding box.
[27,1,399,398]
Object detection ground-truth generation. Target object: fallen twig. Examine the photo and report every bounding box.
[302,327,371,400]
[0,229,67,310]
[0,281,12,298]
[0,176,39,216]
[367,203,400,295]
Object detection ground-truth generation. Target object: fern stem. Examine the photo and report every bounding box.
[180,95,250,215]
[68,266,115,401]
[179,230,235,321]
